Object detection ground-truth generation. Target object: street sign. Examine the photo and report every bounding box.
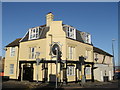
[36,58,41,65]
[36,52,40,57]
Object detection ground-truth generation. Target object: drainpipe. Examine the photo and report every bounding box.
[92,49,94,82]
[16,46,20,79]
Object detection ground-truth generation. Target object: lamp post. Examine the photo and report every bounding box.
[48,34,53,74]
[51,43,60,88]
[112,39,115,79]
[56,48,58,88]
[79,56,86,84]
[36,52,40,83]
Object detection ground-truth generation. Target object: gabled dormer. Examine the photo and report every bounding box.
[63,25,76,40]
[28,27,41,40]
[63,24,92,45]
[20,25,49,42]
[81,32,91,44]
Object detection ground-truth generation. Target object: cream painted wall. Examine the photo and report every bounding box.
[46,20,67,81]
[19,39,46,60]
[4,46,19,79]
[46,21,66,60]
[66,38,93,62]
[33,63,43,81]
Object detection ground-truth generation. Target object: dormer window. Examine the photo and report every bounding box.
[81,32,91,44]
[66,27,76,40]
[29,27,40,40]
[85,33,91,44]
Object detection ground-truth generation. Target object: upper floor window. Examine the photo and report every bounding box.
[29,47,36,59]
[85,33,91,44]
[66,27,76,40]
[10,64,14,74]
[29,28,40,40]
[85,50,92,60]
[10,47,15,57]
[68,46,74,60]
[81,32,91,44]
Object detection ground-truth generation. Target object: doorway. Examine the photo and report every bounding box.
[23,65,33,81]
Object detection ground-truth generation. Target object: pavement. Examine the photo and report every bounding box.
[1,80,119,90]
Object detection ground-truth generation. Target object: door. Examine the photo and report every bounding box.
[42,63,48,82]
[44,68,48,82]
[23,65,33,81]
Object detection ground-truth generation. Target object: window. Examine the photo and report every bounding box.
[29,27,40,40]
[67,66,75,76]
[85,33,91,44]
[29,47,36,59]
[66,27,76,40]
[85,67,91,75]
[10,47,15,57]
[68,46,74,60]
[85,50,91,60]
[10,64,14,74]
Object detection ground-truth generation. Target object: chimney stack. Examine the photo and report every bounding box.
[46,12,54,27]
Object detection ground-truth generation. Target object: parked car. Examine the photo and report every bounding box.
[0,70,4,76]
[114,72,120,79]
[0,70,9,81]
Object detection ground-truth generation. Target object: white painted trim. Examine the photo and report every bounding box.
[10,47,15,57]
[19,30,29,42]
[67,66,75,76]
[9,64,14,75]
[101,71,103,81]
[74,28,76,40]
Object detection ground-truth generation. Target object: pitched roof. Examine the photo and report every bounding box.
[20,25,49,42]
[93,47,113,57]
[17,24,92,46]
[76,30,84,43]
[6,38,21,47]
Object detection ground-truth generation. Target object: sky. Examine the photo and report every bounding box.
[2,2,118,66]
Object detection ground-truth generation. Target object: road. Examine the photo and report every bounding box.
[1,80,119,90]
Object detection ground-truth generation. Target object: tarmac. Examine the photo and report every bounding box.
[1,80,119,90]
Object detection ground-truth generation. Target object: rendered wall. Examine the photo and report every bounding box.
[4,46,19,79]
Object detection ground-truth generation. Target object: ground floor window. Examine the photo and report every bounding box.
[67,66,75,76]
[10,64,14,74]
[85,67,91,75]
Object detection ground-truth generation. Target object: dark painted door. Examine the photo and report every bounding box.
[44,68,48,82]
[23,65,33,81]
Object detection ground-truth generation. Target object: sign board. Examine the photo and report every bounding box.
[52,44,60,55]
[36,58,41,65]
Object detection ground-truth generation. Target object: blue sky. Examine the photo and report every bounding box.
[2,2,118,65]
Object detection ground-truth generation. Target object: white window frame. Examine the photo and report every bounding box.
[29,47,36,59]
[29,27,39,40]
[85,67,91,75]
[67,66,75,76]
[9,64,14,74]
[86,50,91,60]
[68,46,74,60]
[85,33,91,44]
[10,47,15,57]
[66,27,76,40]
